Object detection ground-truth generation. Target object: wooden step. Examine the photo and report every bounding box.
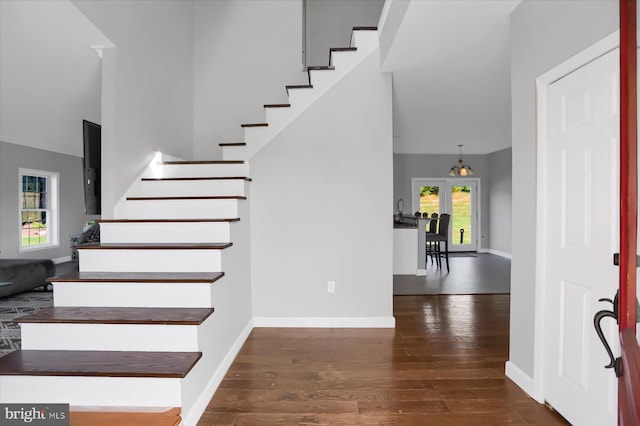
[0,350,201,378]
[286,84,313,94]
[76,242,233,250]
[218,142,247,147]
[70,407,181,426]
[350,26,378,47]
[47,271,225,284]
[330,47,358,53]
[307,66,335,82]
[77,244,227,273]
[126,195,247,201]
[48,272,223,309]
[98,219,240,223]
[263,103,290,108]
[14,306,214,325]
[157,160,244,165]
[307,65,335,71]
[240,122,268,128]
[98,220,236,245]
[329,47,357,65]
[140,176,251,182]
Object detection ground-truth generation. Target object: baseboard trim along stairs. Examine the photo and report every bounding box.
[0,27,383,425]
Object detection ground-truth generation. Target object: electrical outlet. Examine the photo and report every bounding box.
[327,281,336,293]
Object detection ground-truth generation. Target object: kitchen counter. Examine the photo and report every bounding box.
[393,217,427,275]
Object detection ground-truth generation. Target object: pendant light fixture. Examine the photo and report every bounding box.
[449,144,474,177]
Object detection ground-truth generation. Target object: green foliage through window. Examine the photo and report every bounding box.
[20,174,50,248]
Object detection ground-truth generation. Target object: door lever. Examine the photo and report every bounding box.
[593,292,620,375]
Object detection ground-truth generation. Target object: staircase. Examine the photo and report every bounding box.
[0,27,378,425]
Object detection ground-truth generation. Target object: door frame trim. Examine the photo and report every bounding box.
[531,30,620,403]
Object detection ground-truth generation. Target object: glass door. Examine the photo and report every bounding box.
[450,182,477,252]
[412,178,479,252]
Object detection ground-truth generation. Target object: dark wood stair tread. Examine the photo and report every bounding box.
[47,271,225,284]
[330,47,357,52]
[307,66,335,71]
[14,307,214,325]
[157,160,244,165]
[140,176,251,182]
[240,123,268,128]
[126,195,246,200]
[0,350,201,378]
[76,242,232,250]
[218,142,247,146]
[286,84,313,93]
[70,407,181,426]
[98,219,240,223]
[263,104,290,108]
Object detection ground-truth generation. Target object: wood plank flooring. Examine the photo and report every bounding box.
[198,295,568,425]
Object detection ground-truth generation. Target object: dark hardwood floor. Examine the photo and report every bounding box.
[198,295,568,425]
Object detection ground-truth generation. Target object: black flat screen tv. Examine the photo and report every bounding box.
[82,120,101,215]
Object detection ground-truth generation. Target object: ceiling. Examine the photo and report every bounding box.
[0,0,518,158]
[0,0,109,157]
[383,0,520,155]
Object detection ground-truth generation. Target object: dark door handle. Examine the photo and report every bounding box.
[593,291,622,376]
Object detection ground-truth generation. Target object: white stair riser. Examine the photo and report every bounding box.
[265,107,294,130]
[100,222,232,244]
[222,145,246,161]
[52,282,214,308]
[79,249,223,272]
[286,88,316,111]
[137,179,248,197]
[0,376,181,407]
[125,199,240,220]
[308,70,337,91]
[20,323,199,352]
[351,30,378,50]
[146,163,249,178]
[330,50,361,68]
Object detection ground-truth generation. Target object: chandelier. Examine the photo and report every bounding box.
[449,144,474,177]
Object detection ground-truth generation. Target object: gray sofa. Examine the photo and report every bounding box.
[0,259,55,298]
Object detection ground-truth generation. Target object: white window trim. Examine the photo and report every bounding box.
[18,168,60,252]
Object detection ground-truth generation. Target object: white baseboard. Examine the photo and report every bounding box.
[416,269,426,276]
[486,249,512,259]
[52,256,72,264]
[253,316,396,328]
[182,318,254,426]
[505,361,536,399]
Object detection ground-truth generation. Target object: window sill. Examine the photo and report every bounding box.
[19,243,60,253]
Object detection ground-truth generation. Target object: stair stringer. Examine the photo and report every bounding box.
[223,29,379,161]
[180,192,253,425]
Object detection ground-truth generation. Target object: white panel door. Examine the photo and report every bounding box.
[543,48,619,425]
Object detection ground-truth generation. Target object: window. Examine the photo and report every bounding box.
[19,168,59,251]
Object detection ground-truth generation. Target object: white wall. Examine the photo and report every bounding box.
[305,0,384,67]
[0,0,106,159]
[193,0,306,160]
[250,50,394,323]
[0,141,100,260]
[393,153,491,250]
[72,0,195,218]
[510,0,617,378]
[487,147,512,255]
